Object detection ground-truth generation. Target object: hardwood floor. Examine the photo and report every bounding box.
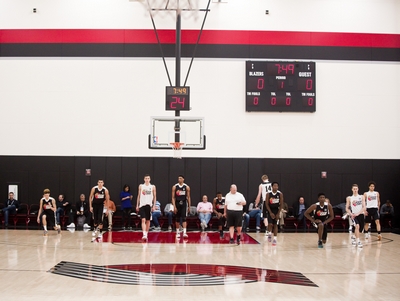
[0,229,399,300]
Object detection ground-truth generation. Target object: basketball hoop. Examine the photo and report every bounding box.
[170,142,184,159]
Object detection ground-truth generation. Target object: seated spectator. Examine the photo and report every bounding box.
[292,196,309,231]
[104,199,116,231]
[55,194,70,226]
[278,201,288,232]
[197,195,213,231]
[164,202,175,231]
[243,201,262,232]
[120,184,133,230]
[150,200,162,231]
[3,192,20,228]
[213,192,226,239]
[380,200,395,228]
[67,194,92,229]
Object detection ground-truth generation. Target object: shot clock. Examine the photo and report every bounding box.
[246,61,316,112]
[165,86,190,111]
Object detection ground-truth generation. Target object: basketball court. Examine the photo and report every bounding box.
[1,229,399,300]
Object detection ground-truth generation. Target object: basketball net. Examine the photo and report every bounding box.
[170,142,184,159]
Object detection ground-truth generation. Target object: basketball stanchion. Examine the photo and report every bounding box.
[170,142,184,159]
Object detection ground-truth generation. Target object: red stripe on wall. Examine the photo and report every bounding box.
[0,29,399,48]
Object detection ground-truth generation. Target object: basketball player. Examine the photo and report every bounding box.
[136,174,156,241]
[363,181,382,240]
[172,175,191,239]
[224,184,246,244]
[265,182,283,246]
[346,184,366,248]
[37,188,60,236]
[89,179,110,241]
[213,192,226,239]
[304,193,334,248]
[255,174,272,235]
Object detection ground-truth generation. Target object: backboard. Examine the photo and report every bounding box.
[149,116,205,149]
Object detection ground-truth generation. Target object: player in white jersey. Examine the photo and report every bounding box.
[346,184,366,248]
[363,181,382,240]
[136,174,156,241]
[254,174,272,235]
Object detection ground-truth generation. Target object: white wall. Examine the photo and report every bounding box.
[0,0,399,159]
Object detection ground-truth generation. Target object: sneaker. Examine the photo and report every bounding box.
[142,235,148,241]
[229,238,234,244]
[351,235,355,241]
[348,227,352,233]
[268,234,272,242]
[351,240,356,245]
[66,223,75,228]
[168,226,172,231]
[176,231,181,238]
[43,230,48,236]
[365,233,370,239]
[98,232,103,239]
[201,223,205,231]
[265,231,269,236]
[150,226,155,230]
[155,226,161,231]
[256,226,261,231]
[357,241,363,248]
[183,233,188,238]
[220,231,224,239]
[272,239,277,246]
[108,227,112,231]
[57,225,61,234]
[130,212,137,216]
[378,234,382,241]
[128,227,133,230]
[92,230,97,237]
[83,223,91,229]
[318,240,323,248]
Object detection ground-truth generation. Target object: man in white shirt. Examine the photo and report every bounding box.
[224,184,246,244]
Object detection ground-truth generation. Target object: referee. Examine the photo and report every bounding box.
[224,184,246,244]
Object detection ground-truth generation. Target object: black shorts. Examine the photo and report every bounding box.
[139,205,151,221]
[176,201,187,221]
[227,210,243,228]
[351,214,365,230]
[365,208,379,223]
[40,209,56,228]
[92,202,104,225]
[267,208,279,224]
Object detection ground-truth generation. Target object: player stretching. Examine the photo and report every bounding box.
[346,184,366,248]
[304,193,334,248]
[363,181,382,241]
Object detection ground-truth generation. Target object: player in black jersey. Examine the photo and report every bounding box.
[265,182,283,246]
[304,193,334,248]
[172,175,191,239]
[37,188,60,236]
[213,192,226,239]
[89,179,110,241]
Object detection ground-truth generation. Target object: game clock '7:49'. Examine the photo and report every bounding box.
[246,61,316,112]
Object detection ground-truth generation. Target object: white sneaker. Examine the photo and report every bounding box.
[365,233,370,239]
[183,233,188,238]
[83,223,91,229]
[66,223,75,228]
[92,230,97,237]
[142,235,148,241]
[98,232,103,239]
[176,231,181,238]
[351,240,356,245]
[168,226,172,231]
[357,241,363,248]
